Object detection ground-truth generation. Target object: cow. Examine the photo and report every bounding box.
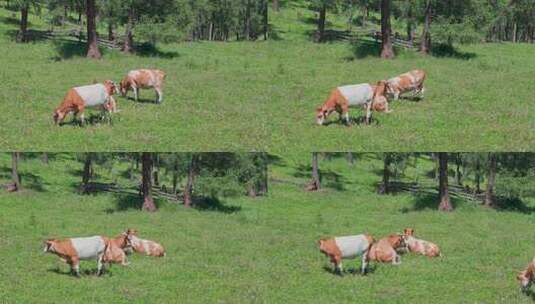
[119,69,166,103]
[102,232,133,266]
[386,69,426,100]
[126,229,166,257]
[368,234,406,265]
[517,258,535,292]
[371,80,392,113]
[318,233,375,275]
[53,80,118,125]
[316,83,375,126]
[401,228,442,257]
[43,236,108,277]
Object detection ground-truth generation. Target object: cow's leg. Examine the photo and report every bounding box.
[70,257,80,277]
[392,254,401,265]
[155,87,163,104]
[365,102,372,125]
[133,86,139,101]
[332,255,343,275]
[360,254,369,275]
[394,91,400,100]
[97,255,104,276]
[419,86,425,99]
[340,104,350,125]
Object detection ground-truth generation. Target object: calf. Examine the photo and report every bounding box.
[119,69,166,103]
[368,234,406,265]
[102,240,129,266]
[517,258,535,292]
[402,228,441,257]
[316,83,375,126]
[43,236,107,276]
[53,80,118,125]
[371,80,392,113]
[386,69,426,100]
[126,229,166,257]
[318,233,375,275]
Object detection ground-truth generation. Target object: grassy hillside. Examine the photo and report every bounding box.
[268,1,535,152]
[0,7,268,151]
[1,153,535,303]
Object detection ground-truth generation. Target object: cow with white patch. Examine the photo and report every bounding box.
[43,236,108,276]
[517,258,535,292]
[402,228,442,257]
[53,80,118,125]
[386,69,426,100]
[318,233,375,275]
[119,69,166,103]
[368,234,406,265]
[126,229,166,257]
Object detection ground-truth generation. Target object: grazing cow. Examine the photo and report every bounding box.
[53,80,118,125]
[102,240,129,266]
[43,236,108,276]
[119,69,166,103]
[318,233,375,275]
[371,80,392,113]
[402,228,442,257]
[368,234,406,265]
[386,69,426,100]
[126,229,166,257]
[316,83,375,126]
[518,258,535,292]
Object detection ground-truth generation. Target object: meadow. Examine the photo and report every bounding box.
[0,7,269,151]
[267,1,535,152]
[1,153,535,303]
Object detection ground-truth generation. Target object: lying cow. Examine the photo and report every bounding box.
[44,236,108,276]
[518,258,535,292]
[402,228,441,257]
[368,234,406,265]
[119,69,166,103]
[126,229,166,257]
[386,69,426,100]
[318,233,375,275]
[53,80,118,125]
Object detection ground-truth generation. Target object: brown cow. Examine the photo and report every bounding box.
[386,69,426,100]
[120,69,166,103]
[402,228,442,257]
[518,258,535,292]
[126,229,166,257]
[368,234,406,265]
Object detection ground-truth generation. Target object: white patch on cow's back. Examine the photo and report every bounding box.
[337,84,374,107]
[70,236,106,260]
[334,234,370,259]
[73,84,109,107]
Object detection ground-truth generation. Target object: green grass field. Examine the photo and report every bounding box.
[267,1,535,152]
[1,153,535,303]
[0,8,268,151]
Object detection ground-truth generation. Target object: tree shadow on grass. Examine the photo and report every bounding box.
[494,196,535,214]
[4,29,52,42]
[0,16,26,27]
[431,43,476,60]
[136,42,179,59]
[193,196,241,214]
[105,192,162,213]
[0,166,47,192]
[50,39,91,60]
[293,164,347,191]
[400,193,461,213]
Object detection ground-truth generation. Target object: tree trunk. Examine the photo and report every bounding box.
[184,154,199,208]
[141,153,156,212]
[362,5,368,28]
[309,152,321,191]
[378,154,391,194]
[455,154,462,186]
[484,153,497,208]
[10,152,21,192]
[475,158,481,193]
[512,22,517,43]
[380,0,394,59]
[108,22,114,41]
[42,153,49,164]
[406,1,414,46]
[263,0,269,40]
[172,158,179,194]
[153,154,159,187]
[346,153,355,165]
[272,0,279,12]
[17,5,29,43]
[437,153,452,211]
[244,0,252,40]
[81,153,92,193]
[316,3,327,42]
[420,0,432,54]
[86,0,101,59]
[123,7,135,53]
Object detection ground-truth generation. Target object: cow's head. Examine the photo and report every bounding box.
[104,80,118,96]
[403,228,415,236]
[374,80,388,97]
[316,106,331,126]
[388,234,406,250]
[126,228,138,236]
[53,110,65,125]
[119,79,130,97]
[43,239,56,253]
[518,270,533,292]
